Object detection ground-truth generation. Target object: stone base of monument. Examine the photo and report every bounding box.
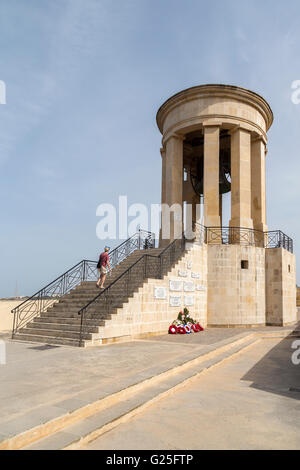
[12,241,297,347]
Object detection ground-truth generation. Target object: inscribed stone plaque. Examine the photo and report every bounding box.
[196,284,206,292]
[191,272,201,279]
[169,295,182,307]
[169,280,183,292]
[187,260,192,270]
[178,270,188,278]
[184,295,194,306]
[184,281,195,292]
[154,286,167,300]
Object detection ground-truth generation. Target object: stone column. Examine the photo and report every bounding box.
[229,127,253,230]
[159,147,166,244]
[203,124,221,227]
[182,172,199,241]
[160,134,184,245]
[219,194,223,227]
[251,136,267,233]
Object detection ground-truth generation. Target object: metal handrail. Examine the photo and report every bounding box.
[195,223,293,253]
[11,229,155,335]
[78,236,186,346]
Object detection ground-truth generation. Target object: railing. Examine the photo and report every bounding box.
[194,223,293,253]
[78,236,186,346]
[11,229,155,335]
[265,230,293,252]
[205,226,265,247]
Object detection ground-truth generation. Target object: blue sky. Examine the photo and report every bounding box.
[0,0,300,297]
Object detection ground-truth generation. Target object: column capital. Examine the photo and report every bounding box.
[251,134,267,146]
[202,120,222,128]
[162,133,185,147]
[229,124,252,136]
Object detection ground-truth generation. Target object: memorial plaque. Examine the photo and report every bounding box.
[187,260,192,270]
[169,295,182,307]
[184,281,195,292]
[178,270,188,278]
[191,272,201,279]
[169,280,183,292]
[196,284,206,292]
[154,286,167,299]
[184,295,194,306]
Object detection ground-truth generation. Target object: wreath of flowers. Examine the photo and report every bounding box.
[177,326,186,334]
[168,308,204,335]
[168,325,178,335]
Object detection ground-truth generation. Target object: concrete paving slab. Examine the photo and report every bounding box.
[84,336,300,450]
[23,337,260,450]
[0,324,297,446]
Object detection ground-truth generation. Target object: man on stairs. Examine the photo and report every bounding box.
[96,246,110,289]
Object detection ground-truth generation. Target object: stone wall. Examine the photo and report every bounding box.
[206,245,266,327]
[0,300,21,334]
[265,248,297,326]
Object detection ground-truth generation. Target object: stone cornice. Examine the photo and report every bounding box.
[156,84,274,134]
[161,114,268,146]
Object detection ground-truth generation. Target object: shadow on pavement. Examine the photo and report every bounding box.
[241,322,300,401]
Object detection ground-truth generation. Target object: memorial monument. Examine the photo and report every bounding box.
[157,84,296,327]
[12,84,297,347]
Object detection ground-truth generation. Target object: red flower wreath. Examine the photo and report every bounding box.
[168,325,178,335]
[191,324,198,333]
[177,326,186,334]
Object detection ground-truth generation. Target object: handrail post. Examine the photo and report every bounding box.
[12,308,17,337]
[82,260,86,282]
[79,309,84,347]
[160,255,163,279]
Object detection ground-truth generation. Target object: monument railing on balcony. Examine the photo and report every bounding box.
[11,229,155,335]
[265,230,293,252]
[194,223,293,253]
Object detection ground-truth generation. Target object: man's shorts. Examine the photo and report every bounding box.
[99,266,107,275]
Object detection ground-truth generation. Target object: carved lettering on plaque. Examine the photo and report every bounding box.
[169,295,182,307]
[184,295,194,306]
[169,280,183,292]
[184,281,195,292]
[154,287,167,299]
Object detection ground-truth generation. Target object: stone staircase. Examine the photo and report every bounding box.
[12,248,164,347]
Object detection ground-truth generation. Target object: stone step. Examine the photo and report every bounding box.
[12,333,87,347]
[47,303,123,314]
[27,322,100,333]
[76,275,152,290]
[40,311,113,319]
[49,293,134,308]
[33,317,105,326]
[18,327,94,340]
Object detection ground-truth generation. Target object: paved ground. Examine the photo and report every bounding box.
[0,325,295,442]
[84,336,300,450]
